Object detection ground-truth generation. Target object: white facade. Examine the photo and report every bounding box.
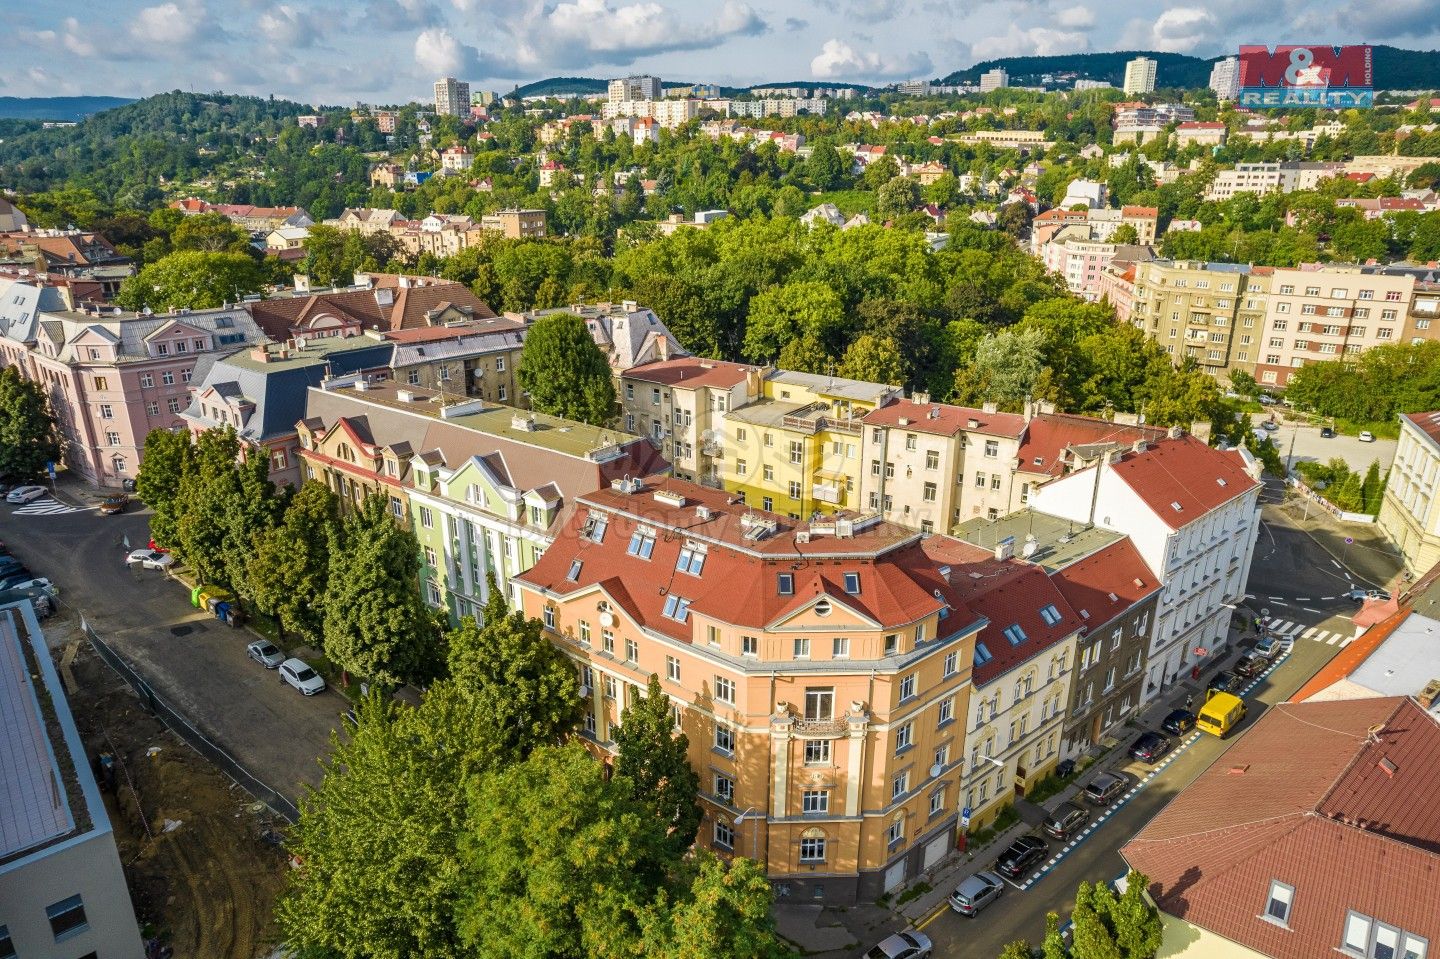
[1209,57,1241,100]
[1031,442,1261,705]
[608,75,662,103]
[1124,57,1158,95]
[433,77,471,117]
[979,69,1009,93]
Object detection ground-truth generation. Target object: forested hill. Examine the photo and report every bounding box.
[0,96,135,121]
[0,91,323,205]
[940,45,1440,90]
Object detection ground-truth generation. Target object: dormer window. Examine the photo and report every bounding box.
[661,594,692,622]
[777,573,794,595]
[385,459,398,477]
[157,343,168,356]
[974,642,993,665]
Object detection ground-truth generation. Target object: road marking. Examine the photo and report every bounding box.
[1326,634,1341,645]
[1321,596,1335,600]
[1245,593,1256,599]
[1340,636,1355,647]
[1332,560,1342,568]
[11,498,89,516]
[1271,600,1290,607]
[1303,607,1321,613]
[1296,597,1311,601]
[916,904,947,930]
[1268,596,1284,601]
[1301,627,1319,640]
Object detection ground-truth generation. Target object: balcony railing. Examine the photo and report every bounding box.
[794,717,848,736]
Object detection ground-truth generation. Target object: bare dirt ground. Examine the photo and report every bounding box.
[61,631,291,959]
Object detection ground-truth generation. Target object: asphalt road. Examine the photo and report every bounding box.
[0,494,339,805]
[1262,418,1396,472]
[916,607,1351,958]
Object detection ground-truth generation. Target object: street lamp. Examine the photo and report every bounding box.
[734,807,762,861]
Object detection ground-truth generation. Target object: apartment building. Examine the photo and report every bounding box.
[953,130,1054,151]
[182,334,394,487]
[859,398,1026,530]
[248,274,500,341]
[719,370,902,518]
[1123,696,1440,959]
[1030,206,1159,251]
[608,75,662,102]
[1031,433,1261,704]
[620,356,763,484]
[297,381,664,618]
[478,208,547,239]
[515,476,987,901]
[1209,56,1240,100]
[1204,161,1344,201]
[434,76,471,117]
[1129,259,1273,379]
[1253,265,1423,389]
[955,512,1159,757]
[0,601,145,959]
[922,534,1081,831]
[1123,57,1157,95]
[1039,234,1154,302]
[1174,121,1227,147]
[1010,412,1165,513]
[979,68,1008,92]
[386,323,526,405]
[0,285,267,487]
[1377,411,1440,576]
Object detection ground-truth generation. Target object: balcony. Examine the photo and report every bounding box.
[812,483,841,505]
[794,717,848,736]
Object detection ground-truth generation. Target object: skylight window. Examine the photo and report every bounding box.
[1039,604,1062,626]
[778,573,794,595]
[566,560,582,582]
[843,571,861,595]
[974,642,993,665]
[676,544,706,576]
[1002,624,1028,646]
[627,528,656,559]
[585,512,608,543]
[662,594,692,623]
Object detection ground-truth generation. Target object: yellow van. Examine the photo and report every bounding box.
[1196,691,1246,738]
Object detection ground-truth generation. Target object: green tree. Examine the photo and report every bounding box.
[1137,362,1223,428]
[116,250,264,311]
[457,743,669,959]
[838,334,906,385]
[170,212,253,254]
[1071,881,1123,959]
[1109,223,1140,245]
[998,941,1036,959]
[640,853,794,959]
[1228,368,1259,398]
[1360,461,1384,515]
[776,331,833,374]
[136,427,194,548]
[997,201,1034,238]
[174,428,244,585]
[517,312,616,426]
[323,495,434,688]
[743,280,846,361]
[0,367,60,482]
[960,327,1047,409]
[444,582,584,769]
[876,176,922,219]
[862,154,901,190]
[613,674,702,860]
[1041,911,1069,959]
[246,481,339,644]
[805,143,847,190]
[1110,871,1164,959]
[223,446,283,598]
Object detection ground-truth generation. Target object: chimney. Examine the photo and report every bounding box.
[250,346,270,363]
[912,390,930,404]
[982,401,998,414]
[1168,425,1184,440]
[293,274,311,293]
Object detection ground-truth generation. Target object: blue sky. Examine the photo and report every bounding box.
[3,0,1433,105]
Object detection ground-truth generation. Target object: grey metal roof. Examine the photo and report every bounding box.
[0,607,74,861]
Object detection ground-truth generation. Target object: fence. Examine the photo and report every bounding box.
[82,620,301,823]
[1287,476,1377,524]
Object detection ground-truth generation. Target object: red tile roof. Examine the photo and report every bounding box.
[1122,698,1440,959]
[1106,434,1259,530]
[1015,413,1164,480]
[1050,538,1158,628]
[1401,411,1440,448]
[1119,205,1159,217]
[862,399,1027,439]
[623,357,758,389]
[381,318,523,343]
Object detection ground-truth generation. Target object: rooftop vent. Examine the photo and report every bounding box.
[1171,501,1184,512]
[396,389,415,402]
[611,476,644,495]
[1418,678,1440,710]
[1227,764,1249,776]
[696,505,714,522]
[1378,757,1398,778]
[653,489,687,508]
[967,418,980,429]
[1217,477,1228,487]
[511,414,537,432]
[994,536,1016,562]
[898,417,911,426]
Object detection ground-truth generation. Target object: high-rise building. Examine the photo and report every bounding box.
[1123,56,1157,95]
[433,76,470,117]
[978,68,1009,93]
[607,75,662,103]
[1208,56,1241,101]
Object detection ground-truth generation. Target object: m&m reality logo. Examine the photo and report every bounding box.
[1237,45,1374,108]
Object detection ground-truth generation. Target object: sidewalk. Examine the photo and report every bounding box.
[1269,498,1402,590]
[797,625,1255,958]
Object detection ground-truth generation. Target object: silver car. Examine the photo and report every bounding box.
[866,931,932,959]
[279,658,326,695]
[247,640,285,668]
[949,870,1005,916]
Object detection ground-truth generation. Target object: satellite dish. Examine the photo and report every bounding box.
[599,611,616,628]
[929,762,944,779]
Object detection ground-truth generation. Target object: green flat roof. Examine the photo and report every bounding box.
[953,509,1122,572]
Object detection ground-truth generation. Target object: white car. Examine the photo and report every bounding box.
[1358,430,1376,443]
[126,549,175,570]
[6,485,46,504]
[279,658,326,696]
[0,576,54,594]
[247,640,285,668]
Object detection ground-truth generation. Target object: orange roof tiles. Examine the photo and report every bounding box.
[1016,413,1164,479]
[623,357,758,390]
[862,399,1027,439]
[1106,434,1259,530]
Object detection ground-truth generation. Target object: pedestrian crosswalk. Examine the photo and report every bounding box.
[1265,619,1354,648]
[10,498,90,516]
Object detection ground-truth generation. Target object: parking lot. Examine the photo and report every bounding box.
[0,488,340,806]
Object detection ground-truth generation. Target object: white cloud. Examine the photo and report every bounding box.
[824,0,909,22]
[1144,6,1216,52]
[24,17,98,58]
[129,2,203,44]
[258,4,327,47]
[809,39,933,80]
[971,24,1090,60]
[1053,5,1096,29]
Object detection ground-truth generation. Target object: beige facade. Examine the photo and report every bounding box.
[619,358,761,484]
[1130,260,1272,379]
[1254,266,1418,388]
[1377,412,1440,576]
[478,208,548,239]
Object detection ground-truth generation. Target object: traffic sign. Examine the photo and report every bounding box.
[46,461,56,480]
[1345,537,1354,544]
[960,805,972,829]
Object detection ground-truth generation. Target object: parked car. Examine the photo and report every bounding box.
[865,931,932,959]
[1082,772,1128,807]
[0,557,27,579]
[1129,731,1172,764]
[0,576,52,594]
[126,549,174,570]
[995,835,1048,879]
[949,871,1005,916]
[1043,802,1090,841]
[246,640,285,668]
[279,658,326,696]
[1261,420,1279,432]
[6,485,46,504]
[99,494,129,515]
[1258,394,1278,405]
[1358,430,1376,442]
[1319,426,1335,438]
[1160,709,1196,736]
[1234,653,1269,679]
[1254,636,1284,659]
[1344,587,1390,603]
[1207,670,1241,696]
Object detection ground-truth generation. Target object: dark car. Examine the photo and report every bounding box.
[1082,771,1128,806]
[0,556,27,579]
[1207,670,1240,696]
[1161,709,1196,736]
[1320,426,1336,438]
[1234,653,1268,679]
[99,494,129,515]
[995,835,1048,879]
[1129,731,1172,764]
[1043,802,1089,841]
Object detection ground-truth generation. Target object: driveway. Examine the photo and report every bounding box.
[0,493,339,807]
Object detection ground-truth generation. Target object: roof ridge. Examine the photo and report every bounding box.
[1313,697,1410,815]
